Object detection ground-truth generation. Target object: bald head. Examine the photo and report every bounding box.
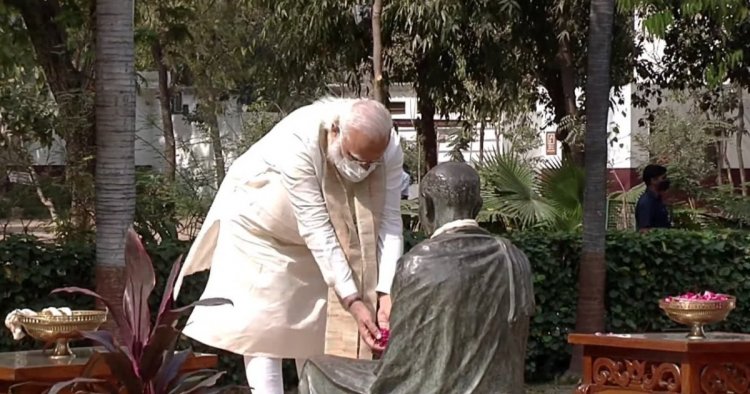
[326,98,392,163]
[320,98,393,182]
[419,162,482,235]
[340,100,392,164]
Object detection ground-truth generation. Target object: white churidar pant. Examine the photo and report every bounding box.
[243,356,307,394]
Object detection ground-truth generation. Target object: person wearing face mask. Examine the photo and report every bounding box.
[635,164,672,232]
[173,97,404,394]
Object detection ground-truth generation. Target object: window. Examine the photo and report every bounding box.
[388,101,406,115]
[170,92,183,115]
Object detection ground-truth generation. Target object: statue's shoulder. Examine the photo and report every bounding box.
[490,235,516,248]
[397,237,442,271]
[491,235,532,268]
[402,238,438,258]
[399,230,494,268]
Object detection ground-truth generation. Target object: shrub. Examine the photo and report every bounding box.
[406,228,750,380]
[0,235,95,353]
[507,229,750,381]
[2,229,750,384]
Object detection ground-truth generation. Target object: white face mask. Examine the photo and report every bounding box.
[336,159,378,183]
[328,135,378,183]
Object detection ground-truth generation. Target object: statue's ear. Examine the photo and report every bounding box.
[472,196,483,218]
[420,193,435,228]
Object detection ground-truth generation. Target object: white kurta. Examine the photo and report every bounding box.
[174,102,404,358]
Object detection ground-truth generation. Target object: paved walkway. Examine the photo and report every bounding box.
[0,219,56,240]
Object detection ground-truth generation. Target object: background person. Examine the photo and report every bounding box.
[635,164,672,232]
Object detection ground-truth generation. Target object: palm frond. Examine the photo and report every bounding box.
[539,159,585,229]
[609,183,646,204]
[477,150,556,227]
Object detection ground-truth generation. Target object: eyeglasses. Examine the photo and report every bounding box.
[346,151,384,167]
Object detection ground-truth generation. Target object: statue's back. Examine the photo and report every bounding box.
[371,227,535,394]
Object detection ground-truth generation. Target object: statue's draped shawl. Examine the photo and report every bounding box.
[299,226,535,394]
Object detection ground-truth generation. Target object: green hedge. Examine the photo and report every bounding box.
[2,230,750,384]
[507,229,750,380]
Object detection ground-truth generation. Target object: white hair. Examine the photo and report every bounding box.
[315,96,393,140]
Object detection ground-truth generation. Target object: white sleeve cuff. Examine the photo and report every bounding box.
[375,233,402,294]
[334,279,359,300]
[375,283,392,295]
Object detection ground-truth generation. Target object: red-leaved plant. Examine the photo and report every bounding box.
[36,228,237,394]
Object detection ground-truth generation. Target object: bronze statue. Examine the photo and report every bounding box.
[298,162,535,394]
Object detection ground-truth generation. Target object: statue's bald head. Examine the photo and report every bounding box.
[419,162,482,235]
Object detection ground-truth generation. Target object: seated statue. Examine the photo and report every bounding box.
[298,162,535,394]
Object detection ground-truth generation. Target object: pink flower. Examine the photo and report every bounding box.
[664,291,730,302]
[376,328,390,347]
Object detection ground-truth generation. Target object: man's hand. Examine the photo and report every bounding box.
[377,293,392,330]
[348,299,385,353]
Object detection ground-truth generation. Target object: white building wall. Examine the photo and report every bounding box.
[26,75,750,175]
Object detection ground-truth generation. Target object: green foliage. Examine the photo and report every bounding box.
[49,229,235,394]
[393,226,750,381]
[0,5,57,156]
[385,0,524,116]
[702,188,750,228]
[401,139,426,181]
[0,235,95,353]
[133,169,213,242]
[508,229,750,381]
[513,1,637,115]
[0,67,55,147]
[621,0,749,88]
[607,183,644,230]
[0,235,296,389]
[493,110,543,159]
[479,151,556,227]
[251,0,368,88]
[224,104,284,161]
[134,171,180,243]
[0,177,69,221]
[477,151,585,230]
[135,0,194,71]
[634,106,724,195]
[4,229,750,384]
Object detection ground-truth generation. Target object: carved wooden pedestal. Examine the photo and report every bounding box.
[0,347,217,394]
[569,332,750,394]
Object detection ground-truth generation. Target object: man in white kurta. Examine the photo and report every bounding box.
[173,98,404,394]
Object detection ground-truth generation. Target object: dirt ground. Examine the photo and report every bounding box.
[526,385,577,393]
[283,386,576,394]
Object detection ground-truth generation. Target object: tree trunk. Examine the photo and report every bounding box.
[737,88,746,196]
[716,140,724,185]
[208,112,226,186]
[152,40,177,182]
[416,96,438,169]
[724,141,734,191]
[495,127,501,153]
[543,36,582,164]
[557,37,579,125]
[63,101,97,233]
[94,0,136,336]
[371,0,386,104]
[28,165,57,222]
[569,0,616,376]
[478,120,486,164]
